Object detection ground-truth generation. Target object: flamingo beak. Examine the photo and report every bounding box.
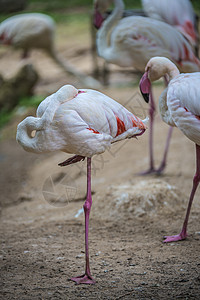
[139,71,151,103]
[93,8,104,29]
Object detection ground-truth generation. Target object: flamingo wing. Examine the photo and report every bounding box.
[142,0,197,45]
[110,16,198,72]
[167,73,200,144]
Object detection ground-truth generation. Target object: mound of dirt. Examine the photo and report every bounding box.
[93,179,185,219]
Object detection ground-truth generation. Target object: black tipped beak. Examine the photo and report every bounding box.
[139,71,151,104]
[140,91,149,103]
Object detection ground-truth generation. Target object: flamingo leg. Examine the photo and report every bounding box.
[155,75,171,174]
[71,157,95,284]
[156,126,173,174]
[140,89,156,175]
[164,144,200,243]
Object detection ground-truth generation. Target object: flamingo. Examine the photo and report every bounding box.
[16,84,147,284]
[140,56,200,242]
[93,0,200,175]
[0,13,101,88]
[141,0,199,54]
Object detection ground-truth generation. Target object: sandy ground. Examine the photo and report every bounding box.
[0,15,200,300]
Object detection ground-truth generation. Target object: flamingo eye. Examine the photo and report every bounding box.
[31,130,36,138]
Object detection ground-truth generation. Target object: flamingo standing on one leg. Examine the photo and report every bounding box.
[140,56,200,242]
[0,13,101,88]
[16,84,147,284]
[93,0,200,175]
[141,0,199,56]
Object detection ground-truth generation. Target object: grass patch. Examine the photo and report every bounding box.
[0,95,43,129]
[18,95,44,108]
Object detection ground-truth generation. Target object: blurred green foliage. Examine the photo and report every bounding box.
[27,0,199,14]
[0,95,43,128]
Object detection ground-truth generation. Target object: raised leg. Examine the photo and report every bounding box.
[140,89,157,175]
[71,157,95,284]
[156,126,173,174]
[164,144,200,242]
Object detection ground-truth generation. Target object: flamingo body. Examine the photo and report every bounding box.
[94,0,200,174]
[0,13,102,88]
[16,84,147,284]
[17,85,146,156]
[94,0,200,73]
[142,0,197,47]
[166,73,200,145]
[0,13,55,54]
[140,56,200,242]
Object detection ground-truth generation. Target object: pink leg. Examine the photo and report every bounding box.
[140,89,156,175]
[164,144,200,242]
[156,126,173,174]
[71,157,96,284]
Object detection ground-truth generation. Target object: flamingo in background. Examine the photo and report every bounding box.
[142,0,199,55]
[93,0,200,175]
[140,56,200,242]
[0,13,101,88]
[16,84,147,284]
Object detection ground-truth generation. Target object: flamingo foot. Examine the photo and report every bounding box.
[163,232,188,243]
[71,273,96,285]
[138,167,158,176]
[155,164,166,175]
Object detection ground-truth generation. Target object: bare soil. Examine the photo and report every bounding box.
[0,15,200,300]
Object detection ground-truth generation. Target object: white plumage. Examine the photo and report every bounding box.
[16,85,147,156]
[16,84,147,284]
[94,0,200,174]
[140,56,200,242]
[0,13,101,88]
[166,73,200,145]
[142,0,198,47]
[94,0,200,73]
[0,13,55,54]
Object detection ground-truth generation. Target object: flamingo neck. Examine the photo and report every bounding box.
[167,66,180,81]
[149,62,180,83]
[97,0,124,60]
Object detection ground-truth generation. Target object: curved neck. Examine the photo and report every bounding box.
[149,61,180,83]
[97,0,124,59]
[167,65,180,81]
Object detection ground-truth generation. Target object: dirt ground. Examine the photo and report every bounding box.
[0,15,200,300]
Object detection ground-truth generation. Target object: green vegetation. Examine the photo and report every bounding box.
[0,95,43,129]
[27,0,199,14]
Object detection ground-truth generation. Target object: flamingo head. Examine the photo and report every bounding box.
[93,0,113,29]
[140,57,170,103]
[140,56,180,103]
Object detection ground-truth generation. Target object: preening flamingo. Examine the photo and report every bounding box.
[93,0,200,174]
[16,84,147,284]
[140,56,200,242]
[142,0,198,52]
[0,13,101,88]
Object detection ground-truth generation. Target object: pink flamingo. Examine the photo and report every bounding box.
[16,84,147,284]
[0,13,101,88]
[93,0,200,175]
[142,0,199,53]
[140,56,200,242]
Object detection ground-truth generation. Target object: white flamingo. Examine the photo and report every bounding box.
[0,13,101,88]
[140,56,200,242]
[142,0,198,51]
[93,0,200,175]
[16,84,147,284]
